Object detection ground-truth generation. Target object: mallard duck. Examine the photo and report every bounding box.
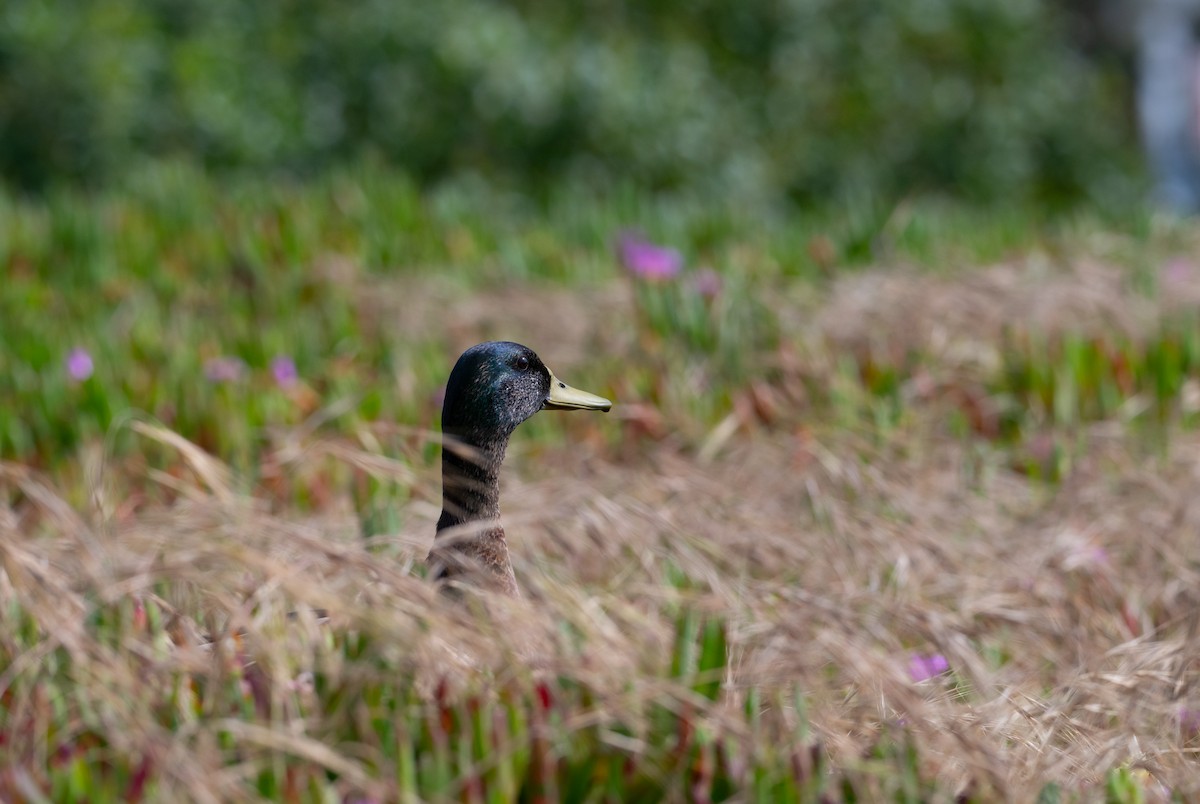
[427,341,612,596]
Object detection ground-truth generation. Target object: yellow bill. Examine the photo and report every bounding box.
[543,369,612,412]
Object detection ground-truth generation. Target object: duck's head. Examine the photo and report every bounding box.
[442,341,612,441]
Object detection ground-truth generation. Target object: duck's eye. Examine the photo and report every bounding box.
[513,355,530,372]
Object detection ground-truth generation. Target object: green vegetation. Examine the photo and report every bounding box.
[1,0,1138,207]
[0,163,1192,481]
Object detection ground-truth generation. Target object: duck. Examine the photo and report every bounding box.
[427,341,612,596]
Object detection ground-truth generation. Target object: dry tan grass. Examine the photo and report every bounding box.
[810,253,1200,377]
[4,410,1200,798]
[325,255,631,366]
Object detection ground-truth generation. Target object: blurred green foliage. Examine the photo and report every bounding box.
[3,159,1195,489]
[0,0,1139,206]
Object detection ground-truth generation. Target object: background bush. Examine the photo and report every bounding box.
[0,0,1139,207]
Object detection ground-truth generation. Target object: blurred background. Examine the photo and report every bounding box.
[5,0,1200,475]
[0,0,1175,209]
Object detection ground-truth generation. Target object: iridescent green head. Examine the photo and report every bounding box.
[441,341,611,442]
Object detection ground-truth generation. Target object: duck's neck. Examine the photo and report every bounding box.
[437,433,508,527]
[432,431,519,595]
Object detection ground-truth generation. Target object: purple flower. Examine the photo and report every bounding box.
[1079,545,1110,569]
[1062,539,1110,573]
[692,268,722,299]
[908,652,949,682]
[65,348,94,382]
[618,233,683,281]
[1162,258,1195,288]
[1180,705,1200,737]
[204,356,246,384]
[271,355,298,388]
